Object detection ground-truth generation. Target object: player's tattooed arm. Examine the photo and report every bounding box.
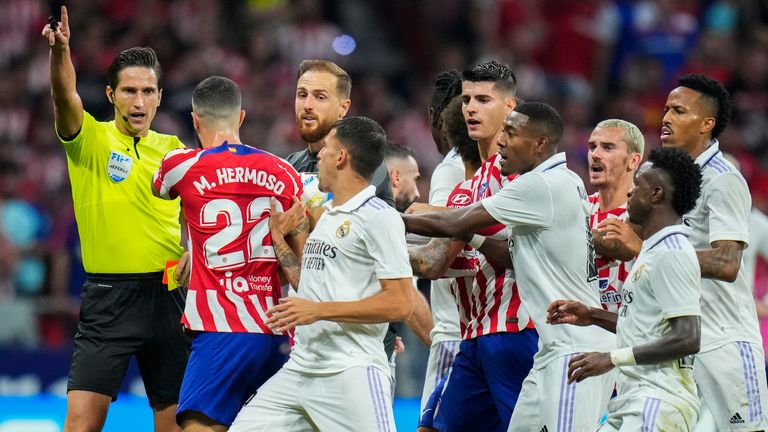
[269,197,307,288]
[408,238,464,279]
[697,240,744,282]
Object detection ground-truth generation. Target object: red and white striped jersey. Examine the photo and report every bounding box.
[588,192,633,313]
[460,154,534,339]
[153,142,302,333]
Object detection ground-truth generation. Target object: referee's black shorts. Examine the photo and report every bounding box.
[68,272,191,407]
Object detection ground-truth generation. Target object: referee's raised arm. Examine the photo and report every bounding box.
[42,5,83,139]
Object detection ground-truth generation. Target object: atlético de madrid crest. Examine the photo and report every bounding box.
[336,220,352,238]
[107,150,133,183]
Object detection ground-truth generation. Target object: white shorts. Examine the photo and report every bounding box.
[695,341,768,431]
[507,353,613,432]
[420,339,460,410]
[229,366,396,432]
[600,393,698,431]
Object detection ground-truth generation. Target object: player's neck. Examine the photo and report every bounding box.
[464,160,480,180]
[329,174,369,207]
[477,134,500,162]
[308,139,325,155]
[208,131,240,148]
[641,207,682,240]
[597,178,633,212]
[686,137,713,160]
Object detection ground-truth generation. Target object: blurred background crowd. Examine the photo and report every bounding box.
[1,0,768,398]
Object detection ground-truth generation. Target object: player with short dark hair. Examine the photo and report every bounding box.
[548,147,703,431]
[43,6,190,431]
[230,116,415,431]
[405,102,614,431]
[152,76,305,432]
[383,142,421,213]
[601,73,768,429]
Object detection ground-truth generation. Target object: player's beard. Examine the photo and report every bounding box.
[297,116,335,147]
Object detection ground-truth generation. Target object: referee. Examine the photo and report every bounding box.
[44,7,189,432]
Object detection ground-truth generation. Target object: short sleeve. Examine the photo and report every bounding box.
[706,172,751,246]
[651,248,701,319]
[429,162,465,206]
[56,111,97,164]
[276,159,304,209]
[361,210,413,280]
[480,172,553,228]
[152,148,198,200]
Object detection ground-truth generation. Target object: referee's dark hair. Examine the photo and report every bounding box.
[513,102,564,150]
[192,76,242,121]
[461,60,517,96]
[107,47,163,90]
[678,73,732,139]
[647,147,702,216]
[332,116,387,181]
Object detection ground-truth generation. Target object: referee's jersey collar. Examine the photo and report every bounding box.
[325,185,377,214]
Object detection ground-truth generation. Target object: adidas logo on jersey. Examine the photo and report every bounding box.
[539,426,549,432]
[730,412,745,424]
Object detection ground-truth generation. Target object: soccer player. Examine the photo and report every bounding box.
[403,102,614,432]
[43,7,189,431]
[413,71,474,414]
[383,142,421,213]
[151,77,304,431]
[229,117,414,431]
[413,62,538,432]
[587,119,645,313]
[548,147,704,431]
[287,59,432,360]
[602,74,768,429]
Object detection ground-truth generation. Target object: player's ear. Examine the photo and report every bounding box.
[338,98,351,118]
[106,86,115,104]
[157,88,163,106]
[191,112,200,133]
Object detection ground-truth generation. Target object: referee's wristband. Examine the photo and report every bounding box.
[610,347,636,367]
[468,234,486,249]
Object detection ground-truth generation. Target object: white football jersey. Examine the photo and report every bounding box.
[615,224,701,415]
[686,141,761,350]
[482,152,614,366]
[286,186,412,375]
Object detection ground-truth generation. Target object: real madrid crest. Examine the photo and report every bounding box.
[336,220,352,238]
[632,264,646,282]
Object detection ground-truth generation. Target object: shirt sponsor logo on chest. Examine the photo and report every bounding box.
[107,150,133,183]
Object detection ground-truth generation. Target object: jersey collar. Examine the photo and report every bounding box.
[642,224,691,252]
[325,185,377,214]
[532,152,567,173]
[694,139,721,171]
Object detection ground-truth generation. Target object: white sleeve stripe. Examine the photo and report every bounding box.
[160,153,201,198]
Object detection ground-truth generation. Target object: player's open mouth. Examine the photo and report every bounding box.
[591,165,604,173]
[130,113,145,119]
[661,126,672,138]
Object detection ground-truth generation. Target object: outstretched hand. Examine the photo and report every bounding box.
[42,6,70,48]
[546,300,593,326]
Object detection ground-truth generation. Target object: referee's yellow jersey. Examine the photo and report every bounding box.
[58,112,185,274]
